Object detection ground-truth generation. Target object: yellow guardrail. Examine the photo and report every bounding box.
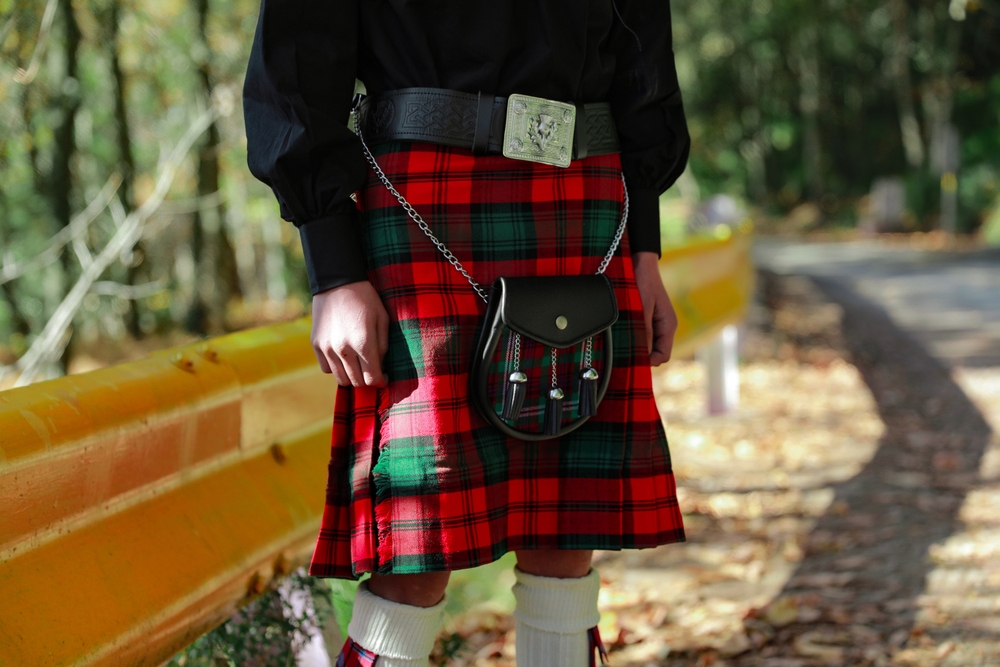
[0,230,752,666]
[0,320,340,666]
[661,230,754,358]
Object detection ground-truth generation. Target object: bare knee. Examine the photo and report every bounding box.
[367,571,451,608]
[515,549,594,578]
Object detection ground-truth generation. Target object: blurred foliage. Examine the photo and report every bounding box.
[167,570,331,667]
[672,0,1000,232]
[328,576,363,641]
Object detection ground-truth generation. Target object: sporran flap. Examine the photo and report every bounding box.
[497,274,618,349]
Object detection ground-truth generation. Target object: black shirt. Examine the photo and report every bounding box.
[243,0,690,296]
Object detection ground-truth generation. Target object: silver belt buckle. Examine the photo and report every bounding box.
[503,94,576,168]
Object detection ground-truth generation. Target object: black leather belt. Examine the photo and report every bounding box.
[355,88,620,166]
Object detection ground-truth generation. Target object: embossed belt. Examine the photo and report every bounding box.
[355,88,620,168]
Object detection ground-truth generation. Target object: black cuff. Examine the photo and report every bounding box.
[298,212,369,296]
[626,188,662,257]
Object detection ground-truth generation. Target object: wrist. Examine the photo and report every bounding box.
[315,279,369,298]
[632,251,659,272]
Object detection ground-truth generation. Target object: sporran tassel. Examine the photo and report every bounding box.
[578,367,600,417]
[501,371,528,421]
[578,336,599,417]
[543,387,565,436]
[543,347,564,435]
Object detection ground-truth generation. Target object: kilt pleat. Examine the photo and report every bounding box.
[309,142,685,579]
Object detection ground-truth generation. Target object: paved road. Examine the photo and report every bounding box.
[754,238,1000,666]
[755,238,1000,368]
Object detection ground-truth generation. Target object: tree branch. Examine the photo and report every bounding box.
[1,95,228,388]
[13,0,60,85]
[91,280,167,300]
[0,173,122,285]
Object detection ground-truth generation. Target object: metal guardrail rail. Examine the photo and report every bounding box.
[0,231,753,666]
[662,231,754,358]
[0,320,340,666]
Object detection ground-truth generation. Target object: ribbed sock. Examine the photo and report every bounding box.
[346,582,445,667]
[512,567,602,667]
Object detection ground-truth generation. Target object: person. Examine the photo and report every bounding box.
[243,2,689,665]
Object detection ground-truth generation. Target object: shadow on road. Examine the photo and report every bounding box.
[765,275,995,655]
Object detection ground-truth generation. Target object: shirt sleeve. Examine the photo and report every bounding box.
[243,0,369,296]
[607,0,691,256]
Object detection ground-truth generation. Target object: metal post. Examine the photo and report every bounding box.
[700,324,740,415]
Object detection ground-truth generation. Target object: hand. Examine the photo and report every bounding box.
[311,281,390,388]
[632,251,678,366]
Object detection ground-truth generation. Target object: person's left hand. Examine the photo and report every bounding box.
[632,251,678,366]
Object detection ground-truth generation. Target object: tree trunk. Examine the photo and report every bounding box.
[107,0,146,339]
[51,0,81,372]
[186,0,240,334]
[797,24,823,203]
[0,194,32,340]
[890,0,925,169]
[19,86,43,194]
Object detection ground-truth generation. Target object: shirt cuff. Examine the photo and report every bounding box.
[298,212,369,296]
[626,188,662,257]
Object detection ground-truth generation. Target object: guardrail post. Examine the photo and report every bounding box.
[699,324,740,415]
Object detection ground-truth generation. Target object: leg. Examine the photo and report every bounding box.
[512,550,605,667]
[338,572,450,667]
[515,549,593,578]
[368,571,450,607]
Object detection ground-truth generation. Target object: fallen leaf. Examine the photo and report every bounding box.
[935,640,956,658]
[764,596,799,627]
[793,630,847,661]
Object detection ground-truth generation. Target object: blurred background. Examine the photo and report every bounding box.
[1,0,998,386]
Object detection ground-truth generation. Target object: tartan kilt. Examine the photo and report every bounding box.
[309,142,685,579]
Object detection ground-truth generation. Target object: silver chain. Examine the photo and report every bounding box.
[353,100,630,304]
[550,348,559,389]
[354,110,490,301]
[596,179,629,276]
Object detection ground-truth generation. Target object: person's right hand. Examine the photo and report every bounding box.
[311,281,390,388]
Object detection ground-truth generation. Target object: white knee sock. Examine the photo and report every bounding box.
[347,581,445,667]
[512,567,602,667]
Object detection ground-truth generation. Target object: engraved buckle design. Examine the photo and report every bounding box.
[503,94,576,168]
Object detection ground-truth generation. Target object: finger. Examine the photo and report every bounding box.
[645,308,655,356]
[652,311,678,366]
[338,349,368,388]
[360,361,388,388]
[312,343,333,374]
[327,353,352,387]
[649,320,675,367]
[311,313,332,373]
[358,335,388,389]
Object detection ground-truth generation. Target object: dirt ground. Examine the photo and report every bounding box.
[433,271,1000,667]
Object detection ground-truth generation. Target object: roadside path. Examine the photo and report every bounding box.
[749,239,1000,666]
[586,239,1000,667]
[755,239,1000,367]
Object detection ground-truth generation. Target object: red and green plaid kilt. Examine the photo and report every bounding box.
[309,142,685,579]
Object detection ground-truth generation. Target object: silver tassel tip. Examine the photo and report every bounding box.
[578,367,600,417]
[501,371,529,422]
[544,387,565,435]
